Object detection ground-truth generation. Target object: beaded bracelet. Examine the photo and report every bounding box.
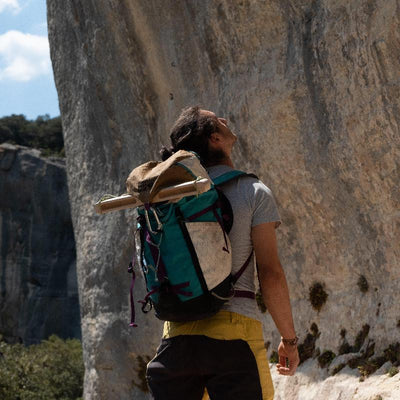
[281,336,299,346]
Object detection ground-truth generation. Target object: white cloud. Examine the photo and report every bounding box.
[0,30,51,82]
[0,0,21,14]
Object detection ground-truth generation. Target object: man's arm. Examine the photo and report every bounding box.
[251,222,299,376]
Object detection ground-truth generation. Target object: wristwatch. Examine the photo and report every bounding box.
[281,336,299,346]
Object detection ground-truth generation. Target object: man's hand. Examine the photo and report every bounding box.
[276,340,299,376]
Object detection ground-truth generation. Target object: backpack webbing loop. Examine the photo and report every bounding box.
[143,224,167,283]
[144,206,163,234]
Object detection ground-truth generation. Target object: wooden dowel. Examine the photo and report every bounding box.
[94,178,210,214]
[94,195,141,214]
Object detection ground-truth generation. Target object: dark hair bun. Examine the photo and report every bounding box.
[159,145,175,161]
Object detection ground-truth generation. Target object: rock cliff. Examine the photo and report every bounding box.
[0,143,80,344]
[47,0,399,399]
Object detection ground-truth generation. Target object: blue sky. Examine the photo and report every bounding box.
[0,0,60,119]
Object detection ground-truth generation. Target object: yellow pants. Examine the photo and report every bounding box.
[163,311,274,400]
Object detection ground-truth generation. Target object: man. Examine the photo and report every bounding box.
[146,107,299,400]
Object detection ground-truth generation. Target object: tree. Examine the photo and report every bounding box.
[0,335,84,400]
[0,114,64,157]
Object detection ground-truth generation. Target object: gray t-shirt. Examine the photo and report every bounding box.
[207,165,281,321]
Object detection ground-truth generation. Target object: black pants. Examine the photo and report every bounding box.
[146,335,263,400]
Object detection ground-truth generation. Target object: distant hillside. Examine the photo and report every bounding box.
[0,114,64,157]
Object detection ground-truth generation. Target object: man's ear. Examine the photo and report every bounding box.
[209,132,220,144]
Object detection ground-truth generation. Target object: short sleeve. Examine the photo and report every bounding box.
[251,181,281,228]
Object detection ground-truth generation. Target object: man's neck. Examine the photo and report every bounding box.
[207,157,234,169]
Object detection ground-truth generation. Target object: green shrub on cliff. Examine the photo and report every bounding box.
[0,114,64,157]
[0,335,84,400]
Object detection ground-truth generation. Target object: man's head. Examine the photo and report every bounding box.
[160,106,236,167]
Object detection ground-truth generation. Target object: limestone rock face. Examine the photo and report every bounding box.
[271,359,400,400]
[0,144,80,344]
[47,0,399,399]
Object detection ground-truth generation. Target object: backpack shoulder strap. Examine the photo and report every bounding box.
[212,170,258,186]
[213,170,259,301]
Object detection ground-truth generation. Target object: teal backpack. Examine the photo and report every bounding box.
[126,151,256,325]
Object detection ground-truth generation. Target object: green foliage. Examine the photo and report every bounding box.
[384,342,400,364]
[331,363,346,376]
[347,340,400,379]
[338,325,371,356]
[357,356,386,378]
[354,324,370,352]
[298,323,320,364]
[269,351,279,364]
[338,341,353,355]
[388,366,399,377]
[0,114,64,157]
[357,275,369,293]
[132,355,151,393]
[317,350,336,368]
[309,282,328,312]
[256,290,267,313]
[0,335,84,400]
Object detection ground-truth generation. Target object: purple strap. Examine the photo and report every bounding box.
[229,251,255,301]
[140,282,193,300]
[234,290,255,299]
[128,265,137,327]
[170,281,193,297]
[138,287,159,306]
[186,203,216,221]
[232,251,253,283]
[211,206,230,253]
[145,229,168,282]
[138,281,193,310]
